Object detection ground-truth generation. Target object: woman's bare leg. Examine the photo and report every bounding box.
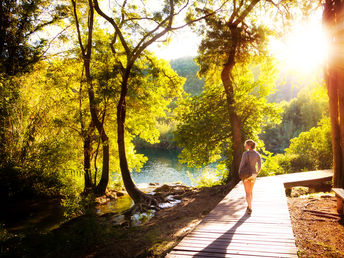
[243,180,252,209]
[249,180,255,208]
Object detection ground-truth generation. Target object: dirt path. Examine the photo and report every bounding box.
[288,194,344,257]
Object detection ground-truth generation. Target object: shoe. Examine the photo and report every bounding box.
[246,207,252,214]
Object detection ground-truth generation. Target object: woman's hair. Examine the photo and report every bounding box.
[245,139,256,150]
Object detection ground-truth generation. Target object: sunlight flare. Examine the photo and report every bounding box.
[270,20,330,74]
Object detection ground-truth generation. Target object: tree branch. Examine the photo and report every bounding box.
[93,0,131,56]
[39,25,72,59]
[171,0,230,30]
[71,0,86,57]
[232,0,260,27]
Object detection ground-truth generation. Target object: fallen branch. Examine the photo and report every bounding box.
[300,218,338,222]
[303,209,343,220]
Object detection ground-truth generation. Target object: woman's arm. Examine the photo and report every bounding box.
[238,152,247,173]
[257,153,262,173]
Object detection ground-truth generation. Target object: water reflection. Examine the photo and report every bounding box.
[132,148,202,186]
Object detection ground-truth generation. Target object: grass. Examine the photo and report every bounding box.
[298,191,335,199]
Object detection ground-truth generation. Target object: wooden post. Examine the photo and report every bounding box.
[336,197,343,214]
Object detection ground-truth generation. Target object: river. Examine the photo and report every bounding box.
[132,148,203,187]
[4,148,204,232]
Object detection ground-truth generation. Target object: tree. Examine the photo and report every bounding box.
[261,84,329,153]
[323,0,344,188]
[170,57,205,96]
[0,0,67,75]
[71,0,110,195]
[0,0,68,169]
[93,0,227,207]
[0,61,83,202]
[276,117,332,173]
[191,0,279,181]
[175,59,281,181]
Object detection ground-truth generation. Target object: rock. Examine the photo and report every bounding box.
[95,196,109,205]
[116,191,125,197]
[105,190,117,200]
[154,184,173,193]
[291,186,309,197]
[149,182,159,186]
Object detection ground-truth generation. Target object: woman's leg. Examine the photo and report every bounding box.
[248,180,255,208]
[243,180,252,209]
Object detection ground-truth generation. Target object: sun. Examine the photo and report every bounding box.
[270,20,330,74]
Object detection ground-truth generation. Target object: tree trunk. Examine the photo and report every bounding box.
[73,0,110,196]
[95,132,109,195]
[327,69,342,187]
[117,71,148,204]
[83,133,93,191]
[323,0,344,188]
[338,73,344,188]
[85,62,110,196]
[221,27,242,182]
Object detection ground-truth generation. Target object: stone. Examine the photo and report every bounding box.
[116,191,125,197]
[291,186,309,197]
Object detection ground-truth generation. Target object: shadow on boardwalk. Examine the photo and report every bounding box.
[195,213,250,257]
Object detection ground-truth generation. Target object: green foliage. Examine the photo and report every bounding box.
[267,73,303,103]
[188,169,220,188]
[0,21,185,201]
[281,116,332,172]
[170,57,205,96]
[0,0,67,75]
[259,152,284,177]
[261,83,329,153]
[175,59,282,179]
[261,116,332,175]
[0,61,84,201]
[188,163,228,187]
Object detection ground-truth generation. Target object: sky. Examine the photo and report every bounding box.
[149,27,201,61]
[149,9,329,76]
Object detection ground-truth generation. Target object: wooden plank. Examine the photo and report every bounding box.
[170,247,298,257]
[168,250,297,258]
[333,188,344,199]
[281,169,333,188]
[183,234,296,245]
[284,176,332,188]
[177,238,298,248]
[173,242,298,255]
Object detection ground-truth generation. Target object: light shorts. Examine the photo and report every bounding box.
[243,175,257,183]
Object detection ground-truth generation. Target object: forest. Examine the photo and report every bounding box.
[0,0,341,257]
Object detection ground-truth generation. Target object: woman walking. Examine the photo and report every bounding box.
[238,139,261,214]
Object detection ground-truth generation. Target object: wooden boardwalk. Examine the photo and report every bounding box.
[164,174,303,257]
[279,169,333,188]
[167,170,333,257]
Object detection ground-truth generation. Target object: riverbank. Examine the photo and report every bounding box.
[0,183,234,257]
[2,185,344,257]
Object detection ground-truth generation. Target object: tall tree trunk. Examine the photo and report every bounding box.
[323,0,344,188]
[84,61,110,196]
[221,28,242,182]
[327,69,342,187]
[95,132,109,194]
[117,71,148,204]
[338,73,344,188]
[72,0,110,196]
[83,133,93,191]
